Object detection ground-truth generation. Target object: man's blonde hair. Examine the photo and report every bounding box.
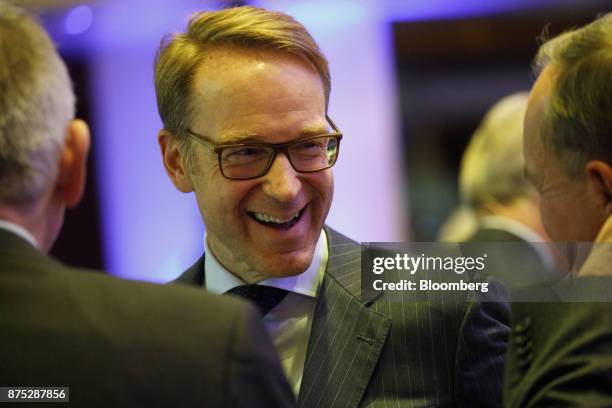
[154,6,330,148]
[0,3,75,204]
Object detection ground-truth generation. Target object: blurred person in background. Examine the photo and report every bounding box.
[441,92,559,287]
[0,4,293,407]
[504,12,612,406]
[156,5,509,407]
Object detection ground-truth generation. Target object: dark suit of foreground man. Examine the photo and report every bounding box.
[0,230,292,407]
[503,13,612,406]
[155,6,509,407]
[0,5,293,407]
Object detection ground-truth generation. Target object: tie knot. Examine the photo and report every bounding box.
[226,285,288,315]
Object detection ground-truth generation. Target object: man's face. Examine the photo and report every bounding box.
[185,49,333,282]
[523,65,604,242]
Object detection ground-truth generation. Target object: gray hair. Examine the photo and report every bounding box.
[0,3,75,204]
[459,92,532,210]
[534,13,612,178]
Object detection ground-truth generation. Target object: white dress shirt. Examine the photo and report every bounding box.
[0,219,38,248]
[204,231,328,397]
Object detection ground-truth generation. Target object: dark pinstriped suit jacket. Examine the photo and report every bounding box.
[175,227,510,407]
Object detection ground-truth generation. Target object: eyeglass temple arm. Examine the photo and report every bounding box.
[326,115,340,133]
[186,130,217,152]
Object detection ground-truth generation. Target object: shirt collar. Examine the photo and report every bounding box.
[479,215,545,243]
[479,215,555,271]
[205,230,328,298]
[595,215,612,243]
[0,219,38,248]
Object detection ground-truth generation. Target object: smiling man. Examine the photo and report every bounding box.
[156,6,509,407]
[162,48,335,283]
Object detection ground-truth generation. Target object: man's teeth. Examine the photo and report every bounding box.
[252,211,300,224]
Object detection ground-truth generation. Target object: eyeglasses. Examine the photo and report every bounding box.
[185,116,343,180]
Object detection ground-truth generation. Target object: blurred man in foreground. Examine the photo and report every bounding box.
[504,13,612,406]
[0,4,293,407]
[157,6,509,406]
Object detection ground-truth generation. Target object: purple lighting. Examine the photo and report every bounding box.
[64,5,93,35]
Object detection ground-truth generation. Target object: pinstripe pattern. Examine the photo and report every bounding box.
[300,228,509,408]
[175,227,510,407]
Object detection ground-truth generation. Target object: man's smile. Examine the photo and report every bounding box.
[248,206,306,229]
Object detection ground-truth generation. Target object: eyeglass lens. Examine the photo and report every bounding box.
[220,135,339,179]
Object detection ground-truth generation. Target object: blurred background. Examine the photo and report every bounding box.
[12,0,609,282]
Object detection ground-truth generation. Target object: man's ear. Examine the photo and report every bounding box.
[586,160,612,216]
[56,119,91,208]
[158,129,194,193]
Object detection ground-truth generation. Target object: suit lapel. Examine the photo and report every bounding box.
[172,227,391,407]
[298,228,391,408]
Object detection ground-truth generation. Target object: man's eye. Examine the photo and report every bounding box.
[295,140,325,151]
[223,147,268,164]
[232,148,259,156]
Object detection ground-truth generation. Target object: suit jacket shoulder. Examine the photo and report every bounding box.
[173,253,205,286]
[504,275,612,407]
[0,229,293,407]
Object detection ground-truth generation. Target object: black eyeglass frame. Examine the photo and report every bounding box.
[185,115,343,180]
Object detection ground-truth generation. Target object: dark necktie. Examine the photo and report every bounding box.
[226,285,288,315]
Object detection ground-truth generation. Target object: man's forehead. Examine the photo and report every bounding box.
[191,48,322,103]
[193,50,268,102]
[188,45,327,141]
[195,45,315,82]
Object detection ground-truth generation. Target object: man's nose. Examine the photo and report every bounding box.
[262,153,302,203]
